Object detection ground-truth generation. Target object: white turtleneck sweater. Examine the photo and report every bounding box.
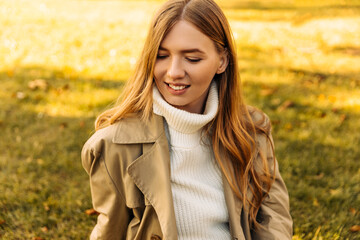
[153,82,231,240]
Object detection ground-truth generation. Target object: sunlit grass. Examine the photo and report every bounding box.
[0,0,160,79]
[0,0,359,239]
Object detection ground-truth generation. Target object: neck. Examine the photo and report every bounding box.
[152,81,219,134]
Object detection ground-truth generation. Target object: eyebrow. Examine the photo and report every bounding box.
[158,47,205,54]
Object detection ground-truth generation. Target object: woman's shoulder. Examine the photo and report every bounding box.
[246,105,271,130]
[81,116,146,173]
[246,106,275,171]
[82,113,165,153]
[83,121,120,152]
[81,121,122,172]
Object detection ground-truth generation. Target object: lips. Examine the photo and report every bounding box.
[165,82,190,91]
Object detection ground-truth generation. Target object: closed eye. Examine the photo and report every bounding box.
[157,55,168,59]
[187,58,201,63]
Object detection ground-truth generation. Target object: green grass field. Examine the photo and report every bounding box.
[0,0,359,239]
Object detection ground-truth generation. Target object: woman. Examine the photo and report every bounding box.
[82,0,292,239]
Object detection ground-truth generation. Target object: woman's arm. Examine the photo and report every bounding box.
[82,142,130,240]
[252,133,293,240]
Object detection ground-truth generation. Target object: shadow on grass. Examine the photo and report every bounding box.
[2,65,127,90]
[242,74,359,238]
[0,66,118,238]
[0,107,98,239]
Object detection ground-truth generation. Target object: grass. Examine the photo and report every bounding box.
[0,0,359,239]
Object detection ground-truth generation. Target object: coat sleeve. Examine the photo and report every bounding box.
[82,141,130,240]
[252,132,293,240]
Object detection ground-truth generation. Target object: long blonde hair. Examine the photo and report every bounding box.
[96,0,274,229]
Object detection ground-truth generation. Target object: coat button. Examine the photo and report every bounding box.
[150,235,161,240]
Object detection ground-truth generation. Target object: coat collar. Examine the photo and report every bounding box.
[113,113,178,239]
[112,114,165,144]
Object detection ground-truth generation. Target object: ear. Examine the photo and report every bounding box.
[216,49,229,74]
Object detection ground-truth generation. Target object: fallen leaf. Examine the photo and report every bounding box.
[271,119,281,126]
[277,100,294,112]
[76,199,83,206]
[330,188,342,196]
[315,73,327,82]
[41,226,48,233]
[16,91,26,100]
[54,88,63,96]
[349,208,357,215]
[350,225,360,232]
[331,108,339,113]
[260,88,276,96]
[343,47,360,56]
[271,98,281,105]
[32,237,45,240]
[339,114,347,124]
[28,79,48,91]
[62,84,70,90]
[37,159,44,165]
[79,120,85,128]
[43,203,50,211]
[303,80,314,87]
[318,112,327,118]
[0,220,5,225]
[85,208,99,216]
[314,173,324,180]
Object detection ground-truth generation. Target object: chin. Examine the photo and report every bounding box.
[168,101,186,108]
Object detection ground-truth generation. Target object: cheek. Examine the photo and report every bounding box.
[193,62,219,83]
[154,61,167,80]
[153,66,165,91]
[154,76,163,91]
[153,63,160,80]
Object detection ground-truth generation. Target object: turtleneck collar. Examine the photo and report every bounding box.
[153,81,219,134]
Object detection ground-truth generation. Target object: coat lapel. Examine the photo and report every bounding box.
[113,114,178,239]
[223,172,255,240]
[223,174,247,240]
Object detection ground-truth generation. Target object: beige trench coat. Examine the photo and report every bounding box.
[82,110,292,240]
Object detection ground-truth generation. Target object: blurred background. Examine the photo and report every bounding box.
[0,0,359,239]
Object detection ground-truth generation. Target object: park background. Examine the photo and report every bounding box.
[0,0,359,239]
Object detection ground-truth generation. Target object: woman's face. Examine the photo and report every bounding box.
[154,20,228,114]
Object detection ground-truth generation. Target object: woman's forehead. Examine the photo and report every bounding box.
[159,20,216,53]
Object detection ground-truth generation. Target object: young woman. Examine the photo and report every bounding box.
[82,0,292,239]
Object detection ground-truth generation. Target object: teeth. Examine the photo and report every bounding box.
[168,84,187,90]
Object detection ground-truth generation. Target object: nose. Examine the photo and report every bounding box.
[167,58,185,79]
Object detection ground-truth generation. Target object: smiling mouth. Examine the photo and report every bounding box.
[165,83,190,91]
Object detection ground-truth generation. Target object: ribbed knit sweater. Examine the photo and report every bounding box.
[153,82,231,240]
